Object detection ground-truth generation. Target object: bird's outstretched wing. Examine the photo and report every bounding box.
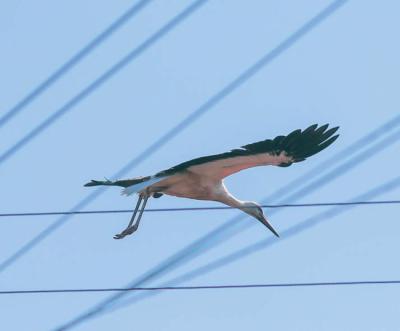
[157,124,339,180]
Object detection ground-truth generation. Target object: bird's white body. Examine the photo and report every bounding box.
[85,124,339,239]
[153,172,224,201]
[124,151,292,202]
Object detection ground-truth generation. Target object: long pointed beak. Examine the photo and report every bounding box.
[257,215,280,237]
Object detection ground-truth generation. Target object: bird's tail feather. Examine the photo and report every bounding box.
[84,179,114,187]
[84,176,152,188]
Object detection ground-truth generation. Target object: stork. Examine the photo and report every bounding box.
[85,124,339,239]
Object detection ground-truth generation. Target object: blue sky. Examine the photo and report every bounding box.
[1,0,400,330]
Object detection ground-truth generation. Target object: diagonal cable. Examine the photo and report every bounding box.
[0,0,343,274]
[110,174,400,312]
[160,175,400,295]
[0,0,153,128]
[263,112,400,202]
[0,0,208,165]
[60,119,400,325]
[0,0,208,273]
[51,2,350,329]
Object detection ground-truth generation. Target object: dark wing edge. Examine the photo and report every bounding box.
[243,123,339,167]
[158,124,339,176]
[84,176,151,187]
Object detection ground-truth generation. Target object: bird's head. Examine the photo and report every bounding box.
[241,202,280,237]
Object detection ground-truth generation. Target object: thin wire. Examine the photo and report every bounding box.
[1,200,399,218]
[99,175,400,313]
[71,122,400,323]
[53,2,349,330]
[0,0,208,165]
[0,0,209,274]
[260,117,400,203]
[0,0,340,275]
[0,0,152,129]
[2,280,400,295]
[135,175,400,308]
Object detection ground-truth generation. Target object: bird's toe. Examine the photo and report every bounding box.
[113,225,138,239]
[113,233,124,240]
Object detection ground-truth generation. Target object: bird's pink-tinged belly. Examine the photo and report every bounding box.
[151,173,222,201]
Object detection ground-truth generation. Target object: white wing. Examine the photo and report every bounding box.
[187,151,293,179]
[157,124,339,180]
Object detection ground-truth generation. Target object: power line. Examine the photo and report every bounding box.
[2,280,399,295]
[74,122,400,324]
[0,0,208,165]
[0,0,341,276]
[0,0,152,129]
[0,0,209,274]
[105,176,400,314]
[52,2,349,330]
[1,200,399,218]
[54,18,400,331]
[257,116,400,203]
[141,175,400,304]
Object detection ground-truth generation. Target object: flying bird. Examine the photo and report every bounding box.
[85,124,339,239]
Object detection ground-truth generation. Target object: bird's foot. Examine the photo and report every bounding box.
[113,225,138,240]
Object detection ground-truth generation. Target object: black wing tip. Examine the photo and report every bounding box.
[304,123,338,130]
[283,124,340,161]
[329,133,340,143]
[241,124,339,164]
[325,125,340,136]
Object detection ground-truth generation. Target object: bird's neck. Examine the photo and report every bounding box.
[211,182,249,211]
[215,192,247,210]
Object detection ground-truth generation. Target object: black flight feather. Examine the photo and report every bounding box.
[158,124,339,176]
[84,124,339,185]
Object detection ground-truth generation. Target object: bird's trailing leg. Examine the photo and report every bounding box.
[114,194,149,239]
